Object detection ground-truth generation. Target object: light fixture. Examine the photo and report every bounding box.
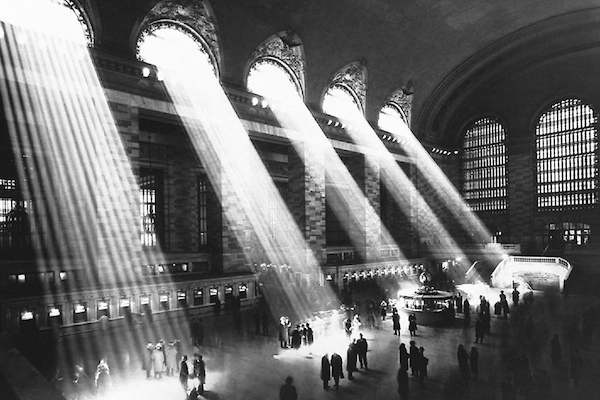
[261,99,268,108]
[141,67,151,78]
[327,119,332,125]
[251,97,259,106]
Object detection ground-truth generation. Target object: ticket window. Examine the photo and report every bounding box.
[20,309,36,331]
[159,292,170,311]
[193,288,204,306]
[224,285,234,303]
[177,290,187,307]
[140,294,151,315]
[119,297,131,317]
[238,283,247,300]
[48,305,62,326]
[73,302,88,324]
[97,299,110,319]
[209,287,219,304]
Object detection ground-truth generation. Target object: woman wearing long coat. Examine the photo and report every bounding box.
[320,354,331,389]
[346,342,358,380]
[330,353,344,390]
[399,343,409,371]
[152,345,165,378]
[392,312,401,335]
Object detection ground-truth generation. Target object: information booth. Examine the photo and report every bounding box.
[398,286,455,325]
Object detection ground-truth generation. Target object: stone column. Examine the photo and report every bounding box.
[288,144,326,265]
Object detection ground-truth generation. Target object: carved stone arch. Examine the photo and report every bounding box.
[136,0,222,73]
[324,60,367,113]
[247,31,305,98]
[385,89,413,128]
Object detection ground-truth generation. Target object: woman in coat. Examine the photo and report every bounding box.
[320,354,331,389]
[398,343,409,371]
[346,342,358,380]
[408,313,417,336]
[330,353,344,390]
[392,311,401,335]
[152,344,165,379]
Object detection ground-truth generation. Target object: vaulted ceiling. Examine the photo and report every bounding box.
[85,0,600,143]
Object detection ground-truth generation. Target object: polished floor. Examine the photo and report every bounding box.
[51,290,600,400]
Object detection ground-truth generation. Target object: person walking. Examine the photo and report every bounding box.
[464,299,471,327]
[397,368,409,400]
[380,300,387,321]
[475,318,485,343]
[195,355,206,394]
[346,341,358,380]
[306,323,314,349]
[392,311,401,335]
[356,333,368,369]
[330,353,344,390]
[417,346,428,385]
[457,344,470,381]
[179,355,189,392]
[408,313,417,336]
[398,343,409,372]
[279,376,298,400]
[512,288,520,306]
[409,340,419,376]
[321,354,331,390]
[94,359,110,395]
[470,347,479,379]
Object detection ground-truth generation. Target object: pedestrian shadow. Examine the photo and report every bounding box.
[358,368,385,376]
[198,390,220,400]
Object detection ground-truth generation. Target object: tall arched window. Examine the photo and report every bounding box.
[462,117,507,211]
[247,58,302,100]
[536,98,598,209]
[136,21,218,77]
[322,84,361,120]
[378,103,408,135]
[55,0,94,46]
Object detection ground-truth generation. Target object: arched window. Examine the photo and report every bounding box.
[378,103,408,135]
[536,98,598,209]
[136,21,217,76]
[247,57,302,100]
[322,84,361,120]
[462,117,507,212]
[55,0,94,46]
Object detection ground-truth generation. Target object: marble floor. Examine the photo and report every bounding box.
[53,290,600,400]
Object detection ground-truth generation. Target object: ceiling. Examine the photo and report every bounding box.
[85,0,600,143]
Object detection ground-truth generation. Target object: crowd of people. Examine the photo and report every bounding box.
[278,316,315,350]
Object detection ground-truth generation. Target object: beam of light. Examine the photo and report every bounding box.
[0,0,189,389]
[139,28,339,324]
[381,114,507,265]
[321,101,474,278]
[251,74,402,262]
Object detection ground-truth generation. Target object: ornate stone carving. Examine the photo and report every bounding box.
[141,0,221,72]
[250,32,305,96]
[388,89,413,127]
[329,61,367,112]
[58,0,94,46]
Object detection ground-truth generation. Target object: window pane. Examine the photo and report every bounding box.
[536,98,598,210]
[462,117,507,211]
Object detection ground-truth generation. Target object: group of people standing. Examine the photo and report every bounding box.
[457,344,479,381]
[144,340,181,379]
[397,340,428,399]
[278,316,314,350]
[178,353,206,399]
[319,333,369,390]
